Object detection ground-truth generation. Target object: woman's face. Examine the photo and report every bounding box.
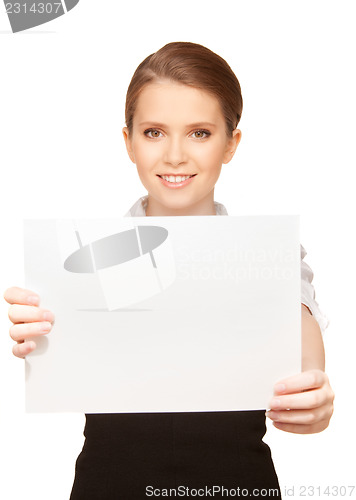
[123,80,241,215]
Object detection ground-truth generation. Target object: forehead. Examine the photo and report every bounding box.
[133,81,225,126]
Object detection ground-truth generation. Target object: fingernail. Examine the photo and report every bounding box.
[271,399,281,408]
[43,311,54,322]
[41,322,52,333]
[274,383,286,393]
[27,295,39,305]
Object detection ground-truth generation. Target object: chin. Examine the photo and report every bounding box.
[160,196,196,209]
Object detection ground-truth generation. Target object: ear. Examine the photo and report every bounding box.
[122,127,136,164]
[222,129,242,164]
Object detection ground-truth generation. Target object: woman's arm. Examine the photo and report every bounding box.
[301,303,325,371]
[265,305,335,434]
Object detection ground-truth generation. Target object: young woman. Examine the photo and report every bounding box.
[4,42,334,499]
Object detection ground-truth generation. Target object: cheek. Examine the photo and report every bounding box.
[133,141,160,170]
[193,140,227,166]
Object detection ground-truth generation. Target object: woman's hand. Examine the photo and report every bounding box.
[3,286,55,358]
[266,369,335,434]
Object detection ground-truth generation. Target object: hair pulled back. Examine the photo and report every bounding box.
[125,42,243,137]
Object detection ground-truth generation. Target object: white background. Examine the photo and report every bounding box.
[0,1,355,498]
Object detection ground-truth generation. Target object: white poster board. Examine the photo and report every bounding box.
[24,215,301,413]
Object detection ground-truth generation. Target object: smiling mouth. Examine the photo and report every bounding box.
[157,174,197,178]
[157,174,197,188]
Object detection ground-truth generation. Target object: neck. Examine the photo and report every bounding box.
[145,192,216,216]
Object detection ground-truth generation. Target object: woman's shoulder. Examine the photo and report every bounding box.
[124,196,148,217]
[214,201,228,215]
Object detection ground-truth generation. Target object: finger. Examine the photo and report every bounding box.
[272,418,331,434]
[269,386,328,411]
[8,304,54,325]
[266,406,332,426]
[4,286,40,306]
[273,369,326,395]
[12,341,37,359]
[10,321,52,342]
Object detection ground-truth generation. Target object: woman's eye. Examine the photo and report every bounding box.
[144,129,163,138]
[191,130,210,139]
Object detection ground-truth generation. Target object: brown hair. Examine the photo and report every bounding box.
[125,41,243,137]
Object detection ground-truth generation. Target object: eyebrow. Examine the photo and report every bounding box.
[138,122,217,129]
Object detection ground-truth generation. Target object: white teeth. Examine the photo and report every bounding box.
[161,175,192,182]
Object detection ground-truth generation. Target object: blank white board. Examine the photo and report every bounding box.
[24,215,301,413]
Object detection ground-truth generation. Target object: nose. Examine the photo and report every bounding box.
[163,135,187,166]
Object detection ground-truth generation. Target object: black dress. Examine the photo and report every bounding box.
[69,410,281,499]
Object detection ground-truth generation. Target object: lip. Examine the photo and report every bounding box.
[157,174,197,189]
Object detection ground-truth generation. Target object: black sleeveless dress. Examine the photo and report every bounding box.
[69,410,281,499]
